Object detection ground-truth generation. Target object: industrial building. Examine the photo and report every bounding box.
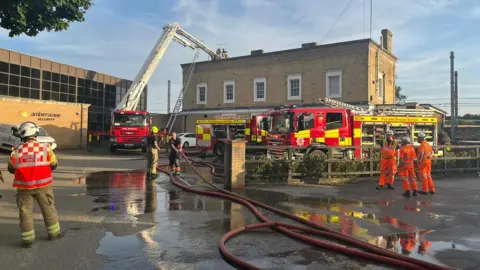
[178,29,397,132]
[0,48,147,148]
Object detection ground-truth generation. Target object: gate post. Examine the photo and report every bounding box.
[224,139,246,190]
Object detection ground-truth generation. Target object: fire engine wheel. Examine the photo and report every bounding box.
[110,146,117,153]
[214,142,225,157]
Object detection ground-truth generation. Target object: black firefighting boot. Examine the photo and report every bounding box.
[418,191,429,195]
[412,190,418,196]
[387,184,395,190]
[48,232,65,241]
[376,185,384,190]
[402,190,411,197]
[429,191,435,195]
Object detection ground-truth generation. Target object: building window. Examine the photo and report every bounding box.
[287,74,301,100]
[253,77,266,102]
[378,73,384,100]
[326,70,342,98]
[224,80,235,103]
[196,83,207,105]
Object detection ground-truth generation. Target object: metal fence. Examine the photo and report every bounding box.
[245,145,480,181]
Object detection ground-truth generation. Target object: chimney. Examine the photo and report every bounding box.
[301,42,317,49]
[381,29,392,53]
[251,49,264,56]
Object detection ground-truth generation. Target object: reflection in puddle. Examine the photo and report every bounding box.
[80,171,471,269]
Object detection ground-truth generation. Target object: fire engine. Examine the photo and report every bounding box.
[196,119,249,156]
[258,98,442,159]
[110,23,226,153]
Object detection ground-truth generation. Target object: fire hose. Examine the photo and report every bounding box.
[157,149,453,270]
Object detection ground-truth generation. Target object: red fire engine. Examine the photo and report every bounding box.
[109,110,151,153]
[258,98,441,159]
[196,119,249,156]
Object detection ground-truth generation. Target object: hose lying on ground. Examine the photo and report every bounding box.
[157,149,454,270]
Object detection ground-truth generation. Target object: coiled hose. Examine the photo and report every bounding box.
[157,149,454,270]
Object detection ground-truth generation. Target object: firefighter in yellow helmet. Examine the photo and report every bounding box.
[146,126,161,178]
[7,122,62,248]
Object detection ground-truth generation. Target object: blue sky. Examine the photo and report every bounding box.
[1,0,480,115]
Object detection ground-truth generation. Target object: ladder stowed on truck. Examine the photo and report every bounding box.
[109,23,226,153]
[261,98,441,159]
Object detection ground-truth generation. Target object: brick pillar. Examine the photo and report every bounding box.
[224,139,246,190]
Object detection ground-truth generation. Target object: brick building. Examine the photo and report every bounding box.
[0,48,147,134]
[178,29,397,132]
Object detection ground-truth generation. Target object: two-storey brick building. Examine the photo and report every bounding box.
[178,29,397,132]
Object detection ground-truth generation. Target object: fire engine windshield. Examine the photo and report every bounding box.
[113,114,147,127]
[270,112,295,134]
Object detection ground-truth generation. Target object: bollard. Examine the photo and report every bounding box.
[224,139,246,190]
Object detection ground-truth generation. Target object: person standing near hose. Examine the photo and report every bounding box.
[146,126,161,178]
[7,122,62,248]
[398,136,418,197]
[416,132,435,195]
[169,132,182,175]
[377,130,399,190]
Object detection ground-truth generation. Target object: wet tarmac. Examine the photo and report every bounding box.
[79,171,387,269]
[72,169,480,269]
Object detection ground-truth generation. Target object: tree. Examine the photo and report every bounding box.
[395,85,407,104]
[0,0,93,37]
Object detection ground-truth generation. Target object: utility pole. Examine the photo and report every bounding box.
[454,71,459,128]
[450,51,455,142]
[167,80,171,114]
[369,0,373,39]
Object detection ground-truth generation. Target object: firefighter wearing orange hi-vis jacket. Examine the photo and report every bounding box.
[416,132,435,195]
[398,136,418,197]
[377,130,399,190]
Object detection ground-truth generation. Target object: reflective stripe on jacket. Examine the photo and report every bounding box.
[10,141,55,189]
[381,139,398,159]
[417,141,433,164]
[399,145,416,168]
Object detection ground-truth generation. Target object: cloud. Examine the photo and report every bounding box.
[1,0,478,115]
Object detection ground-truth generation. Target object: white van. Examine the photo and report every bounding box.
[0,124,57,152]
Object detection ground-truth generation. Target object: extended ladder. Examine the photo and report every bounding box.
[319,97,435,116]
[319,97,369,113]
[165,50,201,132]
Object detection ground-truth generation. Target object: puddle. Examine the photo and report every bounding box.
[75,170,474,269]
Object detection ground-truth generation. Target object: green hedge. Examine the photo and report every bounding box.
[246,148,478,183]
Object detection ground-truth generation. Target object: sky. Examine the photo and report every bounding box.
[1,0,480,116]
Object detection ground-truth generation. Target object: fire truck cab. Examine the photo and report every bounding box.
[196,119,248,157]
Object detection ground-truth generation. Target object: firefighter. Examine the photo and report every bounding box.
[417,132,435,195]
[146,126,161,177]
[7,122,62,248]
[169,131,182,175]
[377,130,399,190]
[398,136,418,197]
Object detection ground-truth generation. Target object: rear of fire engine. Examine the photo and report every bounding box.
[196,119,248,157]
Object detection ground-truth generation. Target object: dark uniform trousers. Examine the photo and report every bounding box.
[147,148,159,174]
[17,185,60,242]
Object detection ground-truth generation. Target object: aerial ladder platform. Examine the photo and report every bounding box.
[115,23,226,113]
